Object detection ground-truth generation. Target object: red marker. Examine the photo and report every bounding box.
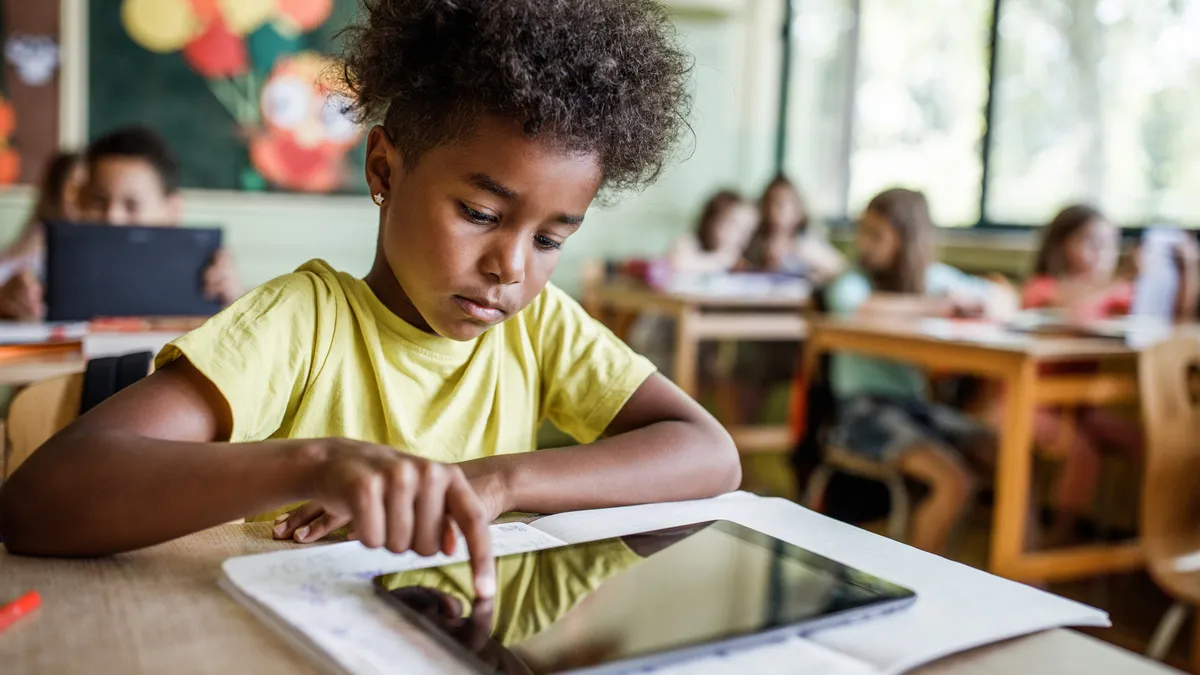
[0,590,40,633]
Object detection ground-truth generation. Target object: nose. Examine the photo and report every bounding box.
[483,229,527,286]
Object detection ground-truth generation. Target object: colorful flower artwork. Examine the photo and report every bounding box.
[118,0,357,193]
[121,0,332,75]
[250,52,362,193]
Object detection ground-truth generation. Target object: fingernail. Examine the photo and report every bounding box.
[273,521,288,537]
[274,513,289,524]
[477,575,496,599]
[294,526,310,542]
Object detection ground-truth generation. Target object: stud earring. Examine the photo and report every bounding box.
[373,192,385,205]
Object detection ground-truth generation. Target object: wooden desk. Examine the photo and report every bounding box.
[592,282,807,454]
[804,316,1144,583]
[0,319,206,387]
[0,524,1177,674]
[0,343,85,386]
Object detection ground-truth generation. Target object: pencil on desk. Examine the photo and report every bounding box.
[0,590,41,633]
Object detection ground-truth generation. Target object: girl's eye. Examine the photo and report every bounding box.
[534,235,562,251]
[460,203,498,225]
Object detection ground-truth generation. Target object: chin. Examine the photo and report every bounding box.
[434,318,493,342]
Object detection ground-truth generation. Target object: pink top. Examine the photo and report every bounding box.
[1022,276,1135,376]
[1021,276,1133,319]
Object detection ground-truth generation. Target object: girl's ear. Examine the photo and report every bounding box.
[365,125,400,201]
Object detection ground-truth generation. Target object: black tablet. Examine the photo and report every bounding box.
[44,220,224,321]
[374,520,915,674]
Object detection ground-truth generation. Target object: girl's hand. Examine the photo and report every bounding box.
[0,269,45,321]
[203,248,244,306]
[274,463,509,545]
[273,439,496,598]
[947,292,986,318]
[1173,237,1200,270]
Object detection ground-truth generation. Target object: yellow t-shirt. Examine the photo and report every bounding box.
[155,259,655,511]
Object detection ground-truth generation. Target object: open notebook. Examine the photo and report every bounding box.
[221,494,1108,675]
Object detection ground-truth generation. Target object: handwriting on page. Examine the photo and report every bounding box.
[222,522,566,675]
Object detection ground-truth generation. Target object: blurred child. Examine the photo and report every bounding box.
[0,0,739,601]
[1024,204,1199,541]
[824,188,1014,553]
[747,175,844,283]
[0,151,85,287]
[668,190,757,274]
[0,127,243,321]
[631,190,757,375]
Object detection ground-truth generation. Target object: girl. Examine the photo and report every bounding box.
[0,0,737,602]
[824,188,1014,553]
[631,190,756,374]
[1024,205,1198,542]
[0,151,84,286]
[668,189,757,274]
[746,175,844,284]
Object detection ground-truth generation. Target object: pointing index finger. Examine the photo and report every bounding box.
[446,472,495,600]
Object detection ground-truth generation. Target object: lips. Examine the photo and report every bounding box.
[452,295,507,323]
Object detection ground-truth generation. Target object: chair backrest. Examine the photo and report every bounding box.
[1139,334,1200,562]
[5,373,83,478]
[4,351,153,478]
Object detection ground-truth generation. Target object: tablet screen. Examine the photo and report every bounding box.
[374,520,914,674]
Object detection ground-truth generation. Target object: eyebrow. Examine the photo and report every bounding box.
[465,172,517,200]
[463,172,586,226]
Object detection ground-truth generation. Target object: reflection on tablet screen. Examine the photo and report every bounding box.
[375,521,913,674]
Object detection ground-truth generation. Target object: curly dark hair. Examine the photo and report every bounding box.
[340,0,692,194]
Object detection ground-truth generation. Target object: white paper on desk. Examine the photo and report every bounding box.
[222,522,567,675]
[535,497,1110,675]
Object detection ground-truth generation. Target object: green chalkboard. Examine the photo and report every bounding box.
[88,0,367,194]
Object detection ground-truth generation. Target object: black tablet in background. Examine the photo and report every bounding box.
[44,221,224,322]
[375,520,916,674]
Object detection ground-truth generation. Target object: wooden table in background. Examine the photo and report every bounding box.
[0,523,1178,674]
[803,316,1145,584]
[0,342,85,386]
[591,282,807,454]
[0,318,207,387]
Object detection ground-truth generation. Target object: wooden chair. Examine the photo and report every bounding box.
[1138,335,1200,670]
[796,288,912,540]
[5,373,83,478]
[4,351,154,479]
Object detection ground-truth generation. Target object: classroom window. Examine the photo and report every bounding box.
[850,0,991,227]
[784,0,1200,228]
[784,0,857,219]
[987,0,1200,226]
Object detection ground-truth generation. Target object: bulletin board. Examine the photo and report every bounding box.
[87,0,368,195]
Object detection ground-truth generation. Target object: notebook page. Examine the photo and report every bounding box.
[222,522,566,675]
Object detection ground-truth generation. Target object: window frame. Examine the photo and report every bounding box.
[780,0,1197,232]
